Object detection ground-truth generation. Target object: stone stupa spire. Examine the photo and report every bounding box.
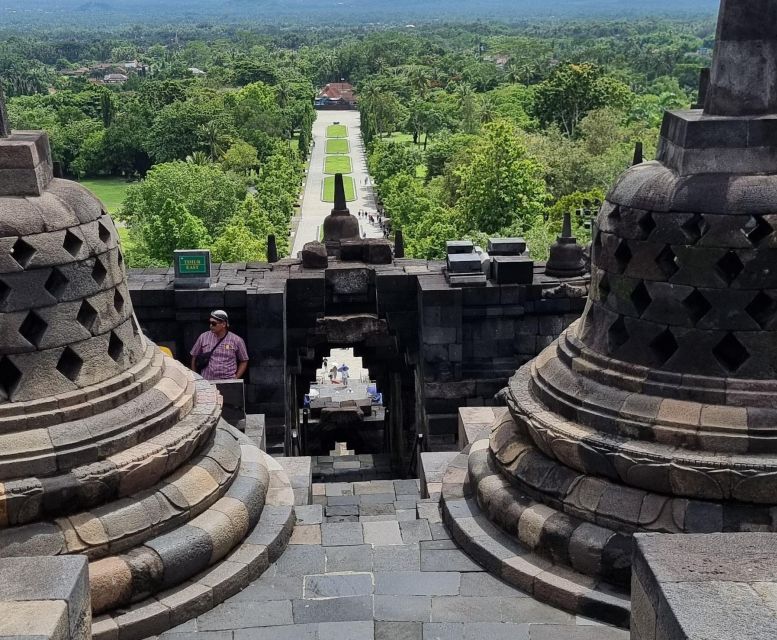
[332,171,348,213]
[704,0,777,116]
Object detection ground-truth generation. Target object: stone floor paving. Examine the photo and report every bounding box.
[156,479,629,640]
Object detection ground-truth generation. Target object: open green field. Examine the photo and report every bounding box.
[326,139,350,154]
[324,155,353,174]
[382,132,415,144]
[326,124,348,138]
[322,175,356,202]
[78,177,132,215]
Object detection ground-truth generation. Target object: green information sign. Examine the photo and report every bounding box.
[174,249,211,288]
[178,254,208,275]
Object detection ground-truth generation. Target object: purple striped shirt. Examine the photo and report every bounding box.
[190,331,248,380]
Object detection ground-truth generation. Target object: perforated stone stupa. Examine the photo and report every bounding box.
[441,0,777,628]
[0,91,294,639]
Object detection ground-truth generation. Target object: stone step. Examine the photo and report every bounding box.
[513,361,777,503]
[0,423,244,559]
[87,427,291,617]
[91,447,296,640]
[440,445,630,629]
[0,356,208,481]
[0,367,222,527]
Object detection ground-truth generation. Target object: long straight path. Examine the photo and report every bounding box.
[291,110,383,256]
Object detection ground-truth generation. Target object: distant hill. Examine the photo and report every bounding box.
[0,0,720,26]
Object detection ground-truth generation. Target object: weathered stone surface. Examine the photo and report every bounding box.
[0,556,90,640]
[301,242,328,269]
[632,532,777,640]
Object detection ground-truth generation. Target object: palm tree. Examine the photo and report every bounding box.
[406,65,431,99]
[185,151,211,165]
[479,95,497,124]
[198,120,230,161]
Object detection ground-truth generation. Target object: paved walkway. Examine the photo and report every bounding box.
[291,110,383,256]
[157,479,629,640]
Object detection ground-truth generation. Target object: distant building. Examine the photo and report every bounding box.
[189,67,207,76]
[315,82,357,109]
[104,73,128,84]
[60,67,90,77]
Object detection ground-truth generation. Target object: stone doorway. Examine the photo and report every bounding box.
[299,347,386,457]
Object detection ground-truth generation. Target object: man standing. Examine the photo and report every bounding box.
[190,310,249,380]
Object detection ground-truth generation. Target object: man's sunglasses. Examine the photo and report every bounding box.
[209,320,223,326]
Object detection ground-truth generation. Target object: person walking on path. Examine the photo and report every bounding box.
[339,364,350,388]
[190,310,249,380]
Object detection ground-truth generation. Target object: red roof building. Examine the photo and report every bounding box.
[315,83,357,108]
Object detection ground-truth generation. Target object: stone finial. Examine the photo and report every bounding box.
[333,172,347,212]
[394,229,405,258]
[561,210,573,237]
[0,82,9,138]
[705,0,777,116]
[632,142,643,166]
[267,234,278,263]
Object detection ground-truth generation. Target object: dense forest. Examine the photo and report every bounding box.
[1,15,715,263]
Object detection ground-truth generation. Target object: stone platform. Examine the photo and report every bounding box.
[632,533,777,640]
[151,478,627,640]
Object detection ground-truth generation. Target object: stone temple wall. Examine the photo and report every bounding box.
[128,259,588,447]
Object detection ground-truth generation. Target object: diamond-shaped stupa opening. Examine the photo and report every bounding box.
[18,311,48,348]
[681,214,709,244]
[630,281,652,317]
[743,215,774,246]
[62,229,83,257]
[655,245,679,280]
[613,240,632,274]
[56,346,83,382]
[11,238,35,269]
[649,328,678,366]
[607,316,629,353]
[92,258,108,285]
[0,356,22,399]
[713,332,750,372]
[98,220,111,243]
[0,279,9,308]
[44,267,69,300]
[745,291,777,329]
[108,331,124,362]
[715,251,745,285]
[637,212,656,239]
[76,300,98,332]
[682,289,712,325]
[114,289,125,314]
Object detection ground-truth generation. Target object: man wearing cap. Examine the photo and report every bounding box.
[190,310,249,380]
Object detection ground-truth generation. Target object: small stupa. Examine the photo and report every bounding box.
[322,172,359,255]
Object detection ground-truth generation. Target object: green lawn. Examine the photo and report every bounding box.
[382,132,415,144]
[78,177,132,215]
[324,155,353,174]
[326,139,350,154]
[326,124,348,138]
[322,175,356,202]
